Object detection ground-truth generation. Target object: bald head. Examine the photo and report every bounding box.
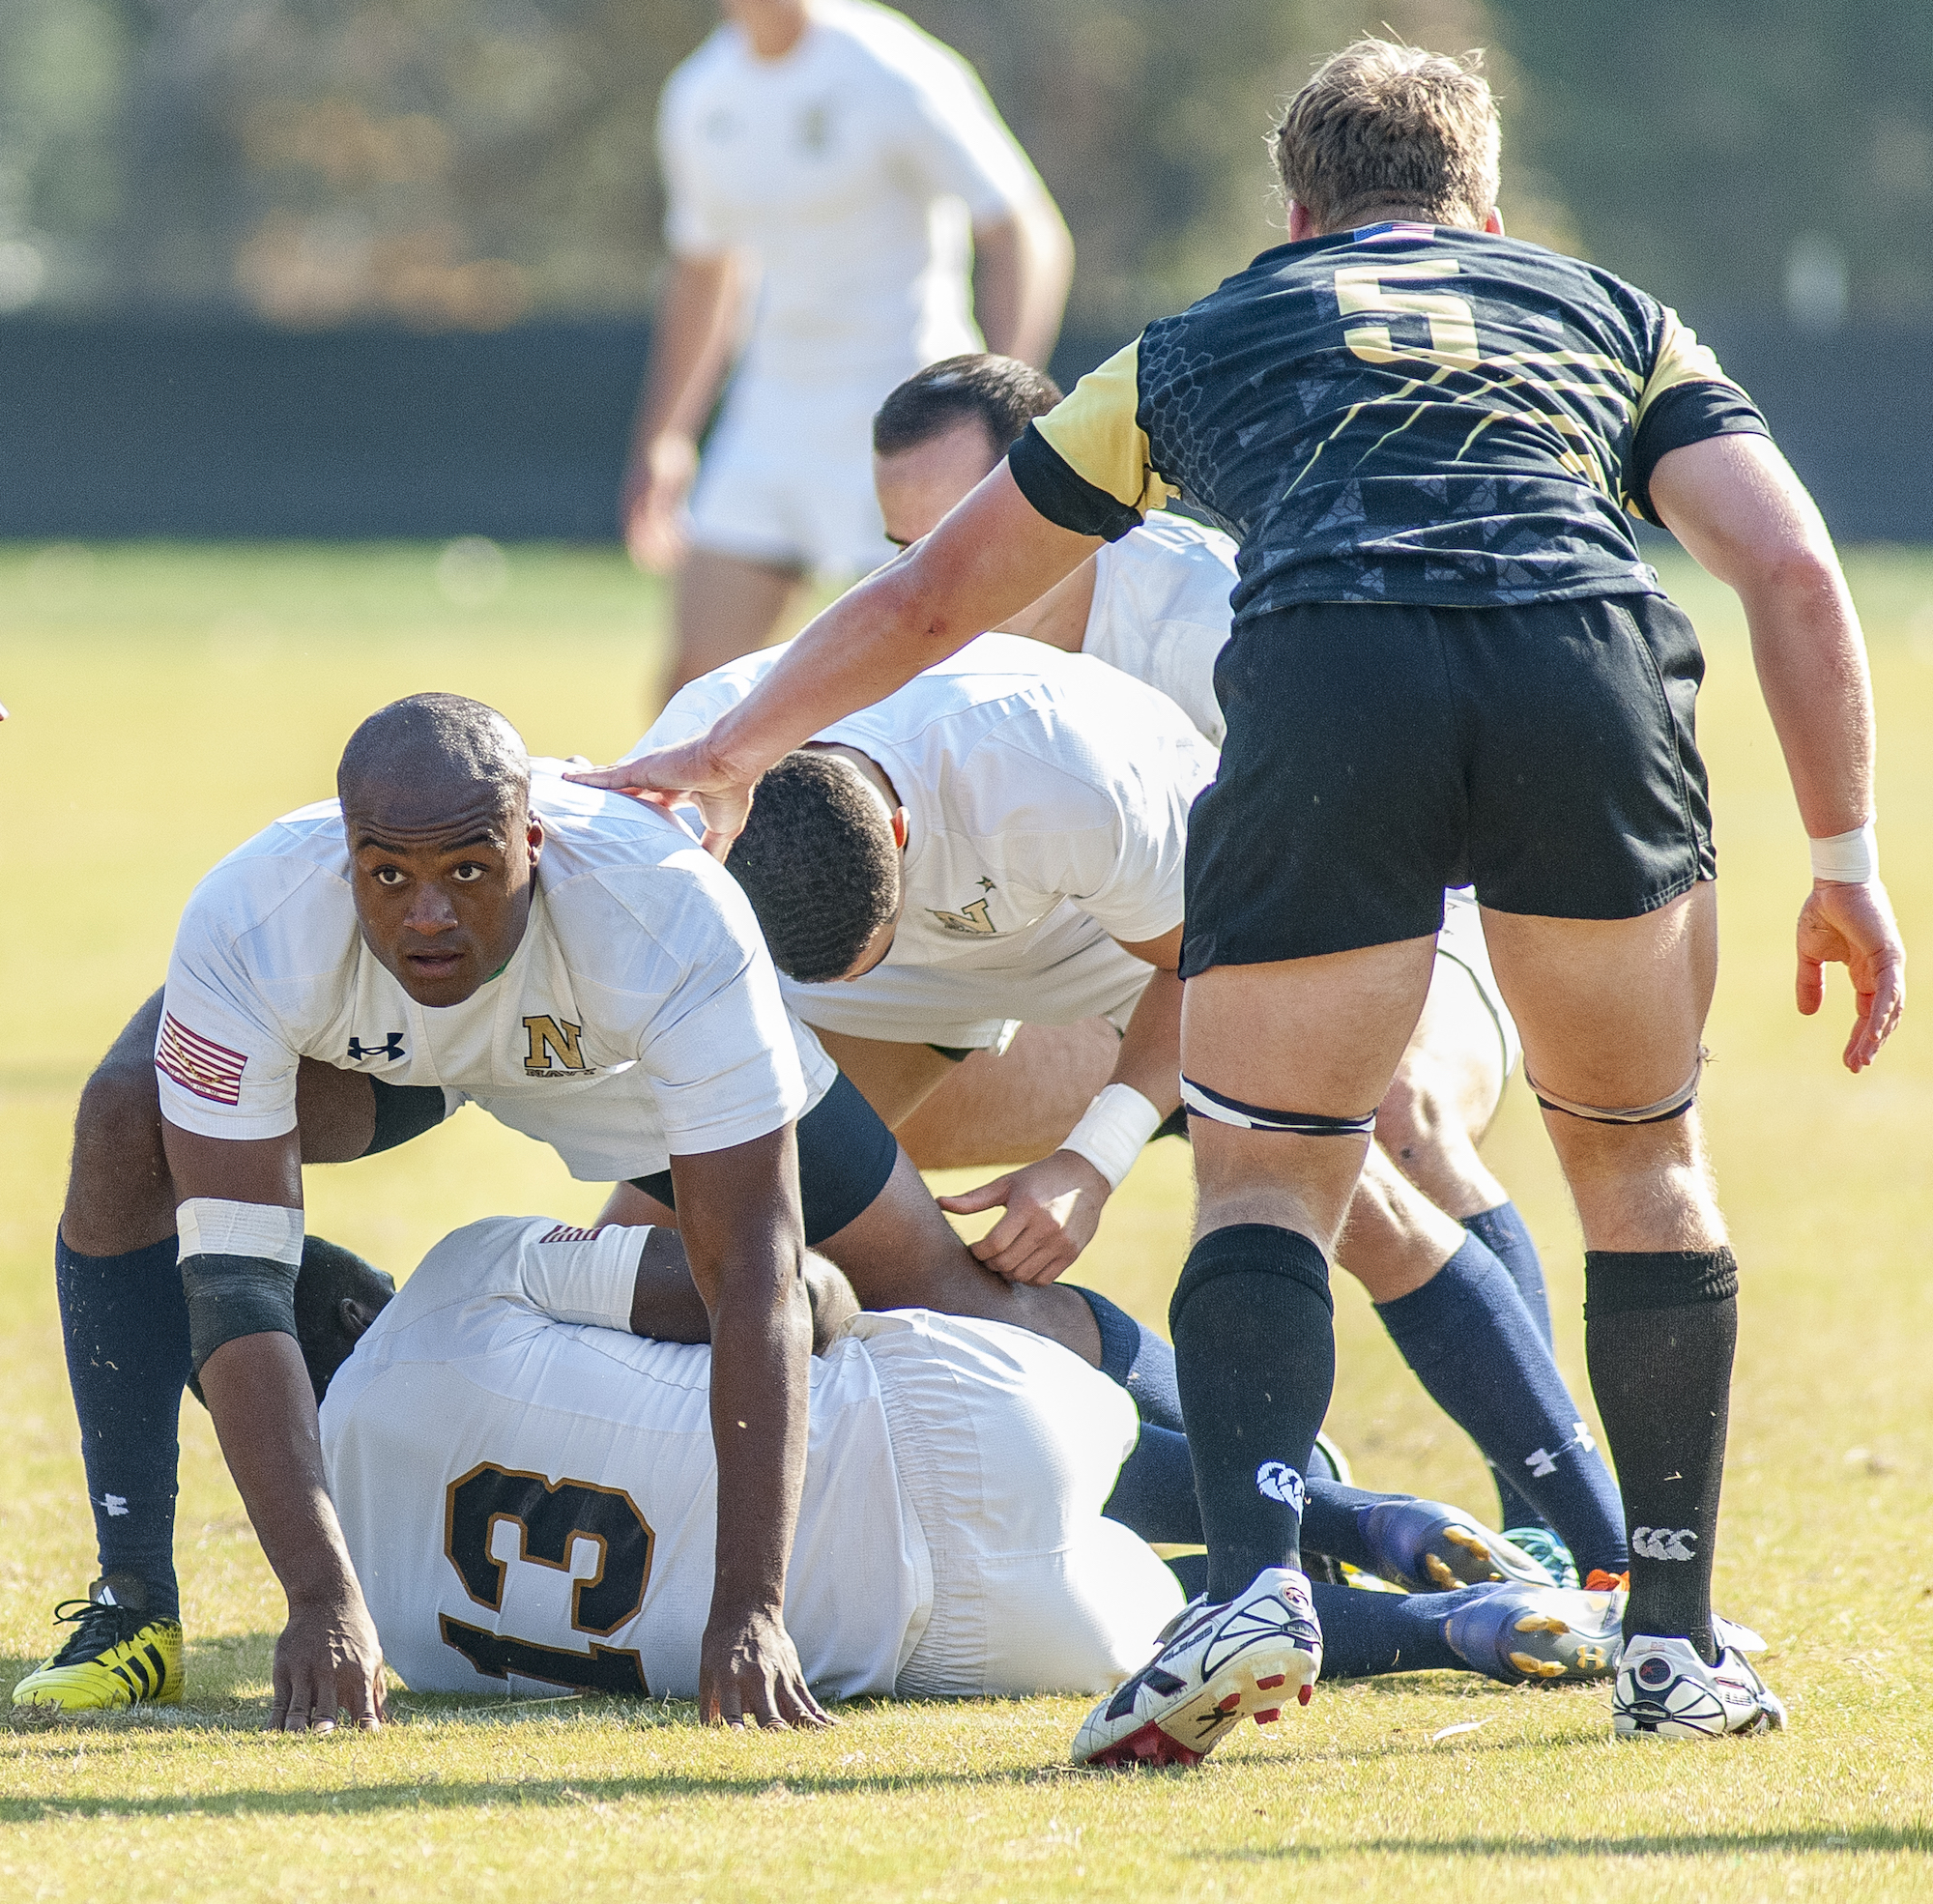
[338,693,530,822]
[337,695,544,1008]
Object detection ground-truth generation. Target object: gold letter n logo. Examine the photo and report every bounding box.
[929,896,997,937]
[522,1015,587,1074]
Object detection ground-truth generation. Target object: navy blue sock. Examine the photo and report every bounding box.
[1375,1235,1628,1577]
[1309,1581,1483,1678]
[1302,1478,1412,1572]
[1463,1201,1554,1344]
[1170,1226,1334,1602]
[1074,1285,1183,1432]
[55,1231,191,1618]
[1104,1423,1199,1543]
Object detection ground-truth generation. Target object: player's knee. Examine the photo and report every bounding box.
[1374,1065,1451,1169]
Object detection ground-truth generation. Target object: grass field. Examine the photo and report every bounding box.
[2,539,1931,1900]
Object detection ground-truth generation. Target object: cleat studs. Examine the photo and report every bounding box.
[1254,1709,1281,1725]
[1509,1652,1570,1678]
[1255,1674,1286,1690]
[1424,1555,1457,1589]
[1515,1615,1570,1634]
[1297,1683,1313,1706]
[1217,1692,1242,1713]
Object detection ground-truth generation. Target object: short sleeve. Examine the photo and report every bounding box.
[157,883,303,1142]
[887,47,1040,220]
[513,1222,648,1332]
[1627,309,1770,523]
[657,71,731,257]
[1009,340,1176,540]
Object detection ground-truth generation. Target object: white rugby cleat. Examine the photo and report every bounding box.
[1613,1634,1787,1739]
[1071,1567,1322,1769]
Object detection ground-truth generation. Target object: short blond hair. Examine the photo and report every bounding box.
[1271,39,1500,234]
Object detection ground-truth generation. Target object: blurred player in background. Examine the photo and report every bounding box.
[623,0,1071,700]
[576,39,1904,1757]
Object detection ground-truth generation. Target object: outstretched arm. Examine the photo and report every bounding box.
[571,467,1101,852]
[1650,431,1904,1069]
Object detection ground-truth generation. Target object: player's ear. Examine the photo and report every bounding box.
[339,1295,381,1342]
[526,811,545,866]
[890,806,909,851]
[1484,206,1506,236]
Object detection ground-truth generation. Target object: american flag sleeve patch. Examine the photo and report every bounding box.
[156,1012,247,1106]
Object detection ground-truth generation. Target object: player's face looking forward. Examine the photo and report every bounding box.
[346,789,544,1008]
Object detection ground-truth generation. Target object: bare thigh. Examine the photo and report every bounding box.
[662,546,803,703]
[893,1022,1121,1169]
[1184,938,1437,1250]
[1481,884,1725,1252]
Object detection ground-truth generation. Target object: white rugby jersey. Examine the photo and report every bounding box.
[658,0,1043,390]
[1082,511,1237,746]
[156,764,835,1183]
[636,635,1218,1044]
[322,1216,1169,1700]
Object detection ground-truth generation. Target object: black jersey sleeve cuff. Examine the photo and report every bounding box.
[1629,382,1770,526]
[1007,423,1146,542]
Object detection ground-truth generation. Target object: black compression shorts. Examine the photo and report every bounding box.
[625,1070,900,1247]
[1179,593,1715,976]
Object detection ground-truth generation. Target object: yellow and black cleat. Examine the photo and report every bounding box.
[13,1576,183,1712]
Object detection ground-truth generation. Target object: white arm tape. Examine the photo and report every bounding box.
[1060,1084,1164,1192]
[1809,820,1878,883]
[176,1197,305,1267]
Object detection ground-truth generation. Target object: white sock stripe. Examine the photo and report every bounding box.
[176,1198,305,1267]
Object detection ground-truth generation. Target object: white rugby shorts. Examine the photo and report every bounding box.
[687,374,897,579]
[1434,887,1523,1079]
[851,1310,1183,1698]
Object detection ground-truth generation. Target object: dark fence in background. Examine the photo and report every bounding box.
[0,313,1927,542]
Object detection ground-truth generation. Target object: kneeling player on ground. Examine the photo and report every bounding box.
[298,1224,1633,1709]
[576,42,1900,1749]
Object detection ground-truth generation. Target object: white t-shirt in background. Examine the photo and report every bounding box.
[156,766,834,1183]
[658,0,1043,394]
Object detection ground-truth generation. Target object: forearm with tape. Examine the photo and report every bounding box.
[177,1198,304,1372]
[1809,819,1877,883]
[1060,1083,1164,1191]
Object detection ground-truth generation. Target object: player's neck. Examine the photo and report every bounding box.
[998,555,1097,652]
[734,0,810,59]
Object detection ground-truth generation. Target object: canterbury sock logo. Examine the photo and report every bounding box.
[1255,1462,1305,1512]
[1630,1525,1699,1562]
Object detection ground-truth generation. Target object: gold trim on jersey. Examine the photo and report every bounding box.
[1033,340,1178,517]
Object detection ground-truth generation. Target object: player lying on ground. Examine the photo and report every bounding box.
[574,39,1903,1753]
[31,693,1133,1727]
[860,350,1617,1569]
[298,1222,1633,1704]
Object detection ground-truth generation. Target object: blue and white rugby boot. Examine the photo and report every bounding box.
[1072,1567,1322,1769]
[1499,1525,1580,1590]
[1443,1582,1624,1685]
[1360,1498,1556,1594]
[1613,1634,1787,1739]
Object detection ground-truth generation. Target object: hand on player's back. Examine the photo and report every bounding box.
[700,1602,833,1731]
[568,739,755,861]
[1796,877,1906,1072]
[938,1150,1111,1284]
[272,1593,387,1733]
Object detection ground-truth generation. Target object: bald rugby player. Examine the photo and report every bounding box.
[23,693,1105,1727]
[577,40,1902,1758]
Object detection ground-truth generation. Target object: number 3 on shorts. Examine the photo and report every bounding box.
[1334,260,1480,370]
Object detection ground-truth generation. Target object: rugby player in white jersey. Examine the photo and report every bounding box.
[24,692,1111,1728]
[298,1225,1634,1705]
[613,622,1630,1598]
[625,0,1071,698]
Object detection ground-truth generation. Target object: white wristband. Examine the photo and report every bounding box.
[1809,821,1877,883]
[1060,1084,1164,1192]
[176,1197,304,1266]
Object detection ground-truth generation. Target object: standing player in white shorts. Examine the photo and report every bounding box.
[624,0,1071,699]
[617,635,1629,1591]
[307,1222,1631,1705]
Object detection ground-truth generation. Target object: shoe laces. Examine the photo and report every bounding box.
[46,1597,146,1665]
[1583,1569,1630,1595]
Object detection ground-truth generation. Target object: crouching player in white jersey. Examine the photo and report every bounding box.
[610,617,1631,1603]
[25,692,1106,1727]
[299,1224,1636,1708]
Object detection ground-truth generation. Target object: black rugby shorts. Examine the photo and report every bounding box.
[1179,593,1715,976]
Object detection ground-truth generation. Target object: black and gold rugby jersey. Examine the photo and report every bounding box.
[1009,223,1767,612]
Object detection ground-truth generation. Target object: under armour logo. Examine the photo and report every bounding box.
[1630,1525,1699,1562]
[349,1032,406,1062]
[1255,1462,1306,1512]
[100,1493,129,1517]
[1524,1447,1559,1478]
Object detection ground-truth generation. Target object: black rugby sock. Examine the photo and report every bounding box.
[1170,1225,1335,1603]
[55,1231,191,1620]
[1584,1249,1738,1661]
[1376,1235,1628,1577]
[1074,1285,1183,1432]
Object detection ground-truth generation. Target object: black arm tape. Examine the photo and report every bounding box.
[1007,424,1145,541]
[1628,383,1770,526]
[181,1252,301,1373]
[365,1078,450,1156]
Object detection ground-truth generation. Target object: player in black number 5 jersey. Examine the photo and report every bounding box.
[580,38,1905,1760]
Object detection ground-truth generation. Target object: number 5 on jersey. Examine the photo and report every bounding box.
[1334,259,1479,370]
